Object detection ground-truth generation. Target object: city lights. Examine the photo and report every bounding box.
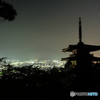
[0,59,65,68]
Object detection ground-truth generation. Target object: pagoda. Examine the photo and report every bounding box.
[62,17,100,75]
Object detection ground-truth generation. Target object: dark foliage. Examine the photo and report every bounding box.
[0,0,17,21]
[0,58,74,100]
[0,58,100,99]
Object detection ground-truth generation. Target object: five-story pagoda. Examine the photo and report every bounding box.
[62,17,100,76]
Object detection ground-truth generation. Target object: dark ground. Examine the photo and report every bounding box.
[0,70,100,100]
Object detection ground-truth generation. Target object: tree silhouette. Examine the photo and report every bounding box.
[0,0,17,21]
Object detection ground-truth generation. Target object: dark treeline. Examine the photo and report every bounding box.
[0,58,100,99]
[0,58,73,100]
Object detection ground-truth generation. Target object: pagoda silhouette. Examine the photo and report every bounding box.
[62,17,100,80]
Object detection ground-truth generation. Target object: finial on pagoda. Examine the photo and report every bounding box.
[79,17,82,42]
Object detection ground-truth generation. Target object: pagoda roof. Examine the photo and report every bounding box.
[61,56,100,61]
[62,42,100,52]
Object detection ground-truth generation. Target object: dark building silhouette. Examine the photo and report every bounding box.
[62,17,100,80]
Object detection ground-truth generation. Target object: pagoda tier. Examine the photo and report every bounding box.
[61,56,100,61]
[62,42,100,52]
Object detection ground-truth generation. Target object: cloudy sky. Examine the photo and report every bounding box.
[1,0,100,61]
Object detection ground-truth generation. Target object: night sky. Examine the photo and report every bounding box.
[1,0,100,61]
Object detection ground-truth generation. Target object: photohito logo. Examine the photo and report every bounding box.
[70,91,98,97]
[70,91,76,97]
[88,92,98,96]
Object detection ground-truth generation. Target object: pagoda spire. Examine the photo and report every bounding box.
[79,17,82,42]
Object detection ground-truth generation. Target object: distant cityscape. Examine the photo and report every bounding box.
[0,59,65,68]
